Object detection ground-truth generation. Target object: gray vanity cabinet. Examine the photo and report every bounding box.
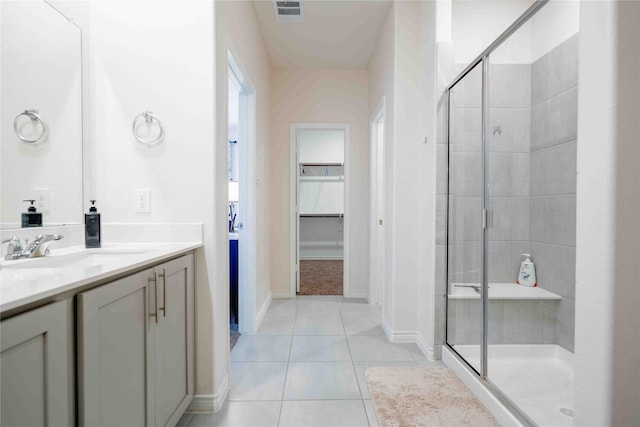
[78,254,194,427]
[153,255,195,427]
[0,299,74,427]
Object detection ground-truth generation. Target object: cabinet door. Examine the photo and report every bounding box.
[78,269,154,427]
[154,254,194,427]
[1,299,73,427]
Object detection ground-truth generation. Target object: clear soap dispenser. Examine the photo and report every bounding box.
[85,200,101,248]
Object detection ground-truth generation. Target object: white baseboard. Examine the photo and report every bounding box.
[272,290,291,299]
[213,374,230,412]
[381,320,436,361]
[187,394,215,413]
[255,292,272,331]
[416,331,437,361]
[346,290,368,299]
[189,374,230,413]
[187,377,230,413]
[382,318,418,344]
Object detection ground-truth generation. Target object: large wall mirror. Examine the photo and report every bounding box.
[1,0,83,229]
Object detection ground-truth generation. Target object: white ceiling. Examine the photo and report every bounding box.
[251,0,392,69]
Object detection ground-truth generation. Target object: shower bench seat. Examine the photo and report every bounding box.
[448,283,562,300]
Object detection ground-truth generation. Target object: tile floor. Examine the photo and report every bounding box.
[177,296,442,427]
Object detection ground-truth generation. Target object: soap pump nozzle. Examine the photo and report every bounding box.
[23,199,37,212]
[89,200,97,213]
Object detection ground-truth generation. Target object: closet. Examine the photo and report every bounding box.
[297,129,344,295]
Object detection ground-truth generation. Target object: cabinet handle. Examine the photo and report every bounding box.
[161,268,167,317]
[148,271,159,323]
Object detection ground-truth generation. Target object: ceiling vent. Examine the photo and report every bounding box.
[273,1,304,23]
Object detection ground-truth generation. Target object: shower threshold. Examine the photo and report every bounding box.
[445,344,574,426]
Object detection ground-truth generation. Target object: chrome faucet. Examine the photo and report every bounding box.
[2,237,23,260]
[3,234,64,260]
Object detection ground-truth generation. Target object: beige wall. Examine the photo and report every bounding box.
[367,2,439,347]
[367,7,395,320]
[269,69,369,297]
[211,0,272,407]
[224,0,272,326]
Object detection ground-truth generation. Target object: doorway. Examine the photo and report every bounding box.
[369,99,385,305]
[290,124,350,297]
[227,51,257,347]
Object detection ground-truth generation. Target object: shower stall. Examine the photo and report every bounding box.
[443,1,578,425]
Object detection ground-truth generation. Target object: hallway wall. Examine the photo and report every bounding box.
[368,5,395,321]
[223,0,272,332]
[269,69,370,298]
[368,2,438,356]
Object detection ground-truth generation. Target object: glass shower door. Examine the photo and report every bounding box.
[446,63,484,374]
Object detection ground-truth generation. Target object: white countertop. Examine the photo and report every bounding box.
[448,283,562,300]
[0,242,202,315]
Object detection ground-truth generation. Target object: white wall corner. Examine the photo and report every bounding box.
[186,394,214,412]
[436,41,455,93]
[255,291,272,331]
[416,331,438,361]
[271,291,292,299]
[382,317,417,344]
[214,374,231,413]
[186,375,229,413]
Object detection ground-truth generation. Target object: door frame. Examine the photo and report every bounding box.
[228,49,257,334]
[290,123,351,298]
[369,97,385,305]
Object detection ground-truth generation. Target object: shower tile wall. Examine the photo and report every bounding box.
[443,34,578,350]
[448,65,482,285]
[487,63,532,284]
[529,34,578,352]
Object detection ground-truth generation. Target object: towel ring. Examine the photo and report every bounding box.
[14,109,46,143]
[132,111,164,145]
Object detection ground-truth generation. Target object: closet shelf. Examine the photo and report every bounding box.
[300,213,343,217]
[299,162,343,166]
[299,176,344,181]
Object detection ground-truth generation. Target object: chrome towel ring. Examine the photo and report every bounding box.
[132,111,164,145]
[14,109,46,143]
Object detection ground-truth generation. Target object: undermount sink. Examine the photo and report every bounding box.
[3,249,147,270]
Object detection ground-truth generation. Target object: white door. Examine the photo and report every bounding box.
[369,103,385,304]
[228,51,257,334]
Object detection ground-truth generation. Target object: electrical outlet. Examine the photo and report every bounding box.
[134,189,151,213]
[35,187,50,213]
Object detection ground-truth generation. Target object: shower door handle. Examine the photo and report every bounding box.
[482,209,492,229]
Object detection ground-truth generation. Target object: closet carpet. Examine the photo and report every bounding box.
[298,260,343,295]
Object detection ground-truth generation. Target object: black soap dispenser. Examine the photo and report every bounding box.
[22,199,42,228]
[85,200,101,248]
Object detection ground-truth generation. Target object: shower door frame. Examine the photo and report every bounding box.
[444,1,549,425]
